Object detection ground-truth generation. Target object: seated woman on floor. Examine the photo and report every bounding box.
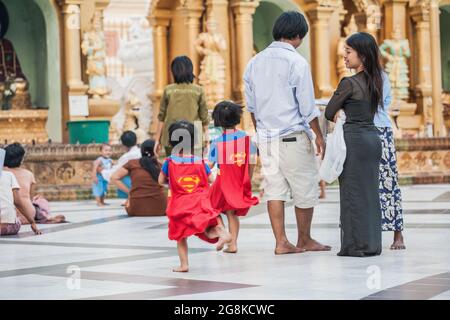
[0,159,41,236]
[3,143,66,224]
[111,139,167,217]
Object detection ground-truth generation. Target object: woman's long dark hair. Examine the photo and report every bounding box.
[139,139,160,182]
[346,32,383,114]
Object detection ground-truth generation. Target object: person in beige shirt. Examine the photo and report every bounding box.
[154,56,210,157]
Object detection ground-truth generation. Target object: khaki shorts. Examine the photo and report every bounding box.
[258,132,319,208]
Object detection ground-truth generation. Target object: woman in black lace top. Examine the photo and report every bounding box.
[325,32,383,257]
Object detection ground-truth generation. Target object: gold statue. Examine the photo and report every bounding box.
[81,11,110,99]
[379,26,411,101]
[195,16,227,108]
[337,15,357,81]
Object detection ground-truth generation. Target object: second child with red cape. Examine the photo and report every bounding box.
[208,101,259,253]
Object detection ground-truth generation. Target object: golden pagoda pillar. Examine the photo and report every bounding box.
[381,0,409,39]
[62,2,88,94]
[206,0,232,99]
[231,0,259,130]
[429,0,446,137]
[148,11,171,135]
[410,4,433,134]
[305,4,335,98]
[61,1,88,142]
[181,2,204,77]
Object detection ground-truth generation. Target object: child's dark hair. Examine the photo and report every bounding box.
[212,101,243,128]
[139,139,160,182]
[171,56,195,84]
[272,11,309,41]
[168,120,196,153]
[4,143,25,168]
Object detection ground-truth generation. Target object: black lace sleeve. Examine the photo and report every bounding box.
[325,78,353,121]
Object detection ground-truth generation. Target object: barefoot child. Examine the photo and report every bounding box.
[92,144,113,206]
[208,101,259,253]
[158,120,231,272]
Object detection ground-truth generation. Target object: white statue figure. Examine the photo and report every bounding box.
[81,11,110,99]
[110,17,154,141]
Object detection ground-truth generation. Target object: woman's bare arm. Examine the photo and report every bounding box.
[111,167,131,194]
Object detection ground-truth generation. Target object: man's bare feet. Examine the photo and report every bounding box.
[173,265,189,272]
[297,238,332,251]
[96,203,105,207]
[275,241,306,255]
[390,231,406,250]
[223,242,238,253]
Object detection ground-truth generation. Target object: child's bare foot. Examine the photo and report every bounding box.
[102,202,110,206]
[223,242,238,253]
[96,203,105,207]
[319,191,326,199]
[173,265,189,272]
[275,241,305,255]
[215,226,232,251]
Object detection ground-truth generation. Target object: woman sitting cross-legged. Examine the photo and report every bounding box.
[111,139,167,216]
[0,167,41,236]
[3,143,66,225]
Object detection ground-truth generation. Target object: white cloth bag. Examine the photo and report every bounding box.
[319,111,346,183]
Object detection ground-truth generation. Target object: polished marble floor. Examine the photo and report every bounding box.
[1,184,449,300]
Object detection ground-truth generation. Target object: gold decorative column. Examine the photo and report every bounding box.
[148,10,171,135]
[429,0,446,137]
[61,1,88,142]
[305,3,336,98]
[62,1,88,94]
[410,3,433,134]
[231,0,259,130]
[381,0,409,39]
[180,1,204,76]
[206,0,232,99]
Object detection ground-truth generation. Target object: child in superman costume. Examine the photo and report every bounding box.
[158,120,231,272]
[208,101,259,253]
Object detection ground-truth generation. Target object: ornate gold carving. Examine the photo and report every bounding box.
[195,15,227,108]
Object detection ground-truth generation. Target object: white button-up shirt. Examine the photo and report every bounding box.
[244,41,320,140]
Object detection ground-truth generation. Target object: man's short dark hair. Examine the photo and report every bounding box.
[4,143,25,168]
[171,56,195,84]
[212,101,243,128]
[120,131,137,148]
[272,11,309,41]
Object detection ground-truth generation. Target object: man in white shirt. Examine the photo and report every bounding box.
[244,11,330,254]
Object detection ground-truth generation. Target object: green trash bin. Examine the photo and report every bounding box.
[67,120,110,144]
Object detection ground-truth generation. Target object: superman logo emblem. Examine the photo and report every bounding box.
[229,152,246,167]
[177,175,201,193]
